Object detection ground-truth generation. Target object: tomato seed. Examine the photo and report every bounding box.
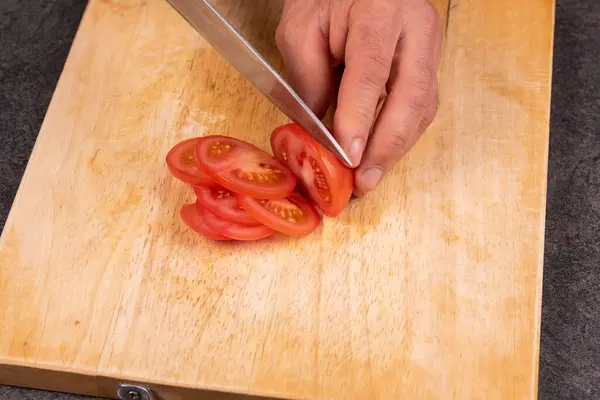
[216,189,231,199]
[209,141,232,156]
[181,153,195,166]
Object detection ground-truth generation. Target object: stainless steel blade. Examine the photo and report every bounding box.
[165,0,353,167]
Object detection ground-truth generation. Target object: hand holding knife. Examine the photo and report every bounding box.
[165,0,354,168]
[166,0,443,196]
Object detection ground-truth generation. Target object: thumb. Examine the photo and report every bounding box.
[276,6,333,118]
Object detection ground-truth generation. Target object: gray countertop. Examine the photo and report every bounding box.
[1,0,599,399]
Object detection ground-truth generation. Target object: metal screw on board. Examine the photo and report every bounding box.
[127,391,141,400]
[117,383,154,400]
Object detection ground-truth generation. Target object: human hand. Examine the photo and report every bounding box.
[275,0,443,196]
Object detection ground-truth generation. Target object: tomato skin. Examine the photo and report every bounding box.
[236,193,321,236]
[197,202,276,241]
[194,135,297,200]
[180,203,229,241]
[193,185,259,226]
[270,123,353,217]
[166,138,217,187]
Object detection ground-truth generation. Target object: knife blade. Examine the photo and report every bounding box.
[165,0,354,168]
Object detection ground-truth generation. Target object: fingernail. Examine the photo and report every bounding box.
[349,138,365,166]
[362,167,383,190]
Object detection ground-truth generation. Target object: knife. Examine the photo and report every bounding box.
[165,0,354,168]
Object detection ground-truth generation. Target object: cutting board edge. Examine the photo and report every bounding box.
[0,361,295,400]
[530,1,557,397]
[0,361,101,398]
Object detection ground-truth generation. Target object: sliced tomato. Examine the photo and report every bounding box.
[194,135,296,199]
[270,123,354,217]
[180,203,229,241]
[193,185,259,226]
[236,193,321,236]
[166,138,217,187]
[197,202,276,241]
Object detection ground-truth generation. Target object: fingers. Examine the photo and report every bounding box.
[276,0,333,118]
[333,1,401,166]
[354,1,443,196]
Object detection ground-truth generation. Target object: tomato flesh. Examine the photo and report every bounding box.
[194,185,259,226]
[236,193,321,236]
[166,138,217,187]
[180,203,229,241]
[195,135,296,199]
[270,124,353,217]
[171,129,354,241]
[197,202,276,241]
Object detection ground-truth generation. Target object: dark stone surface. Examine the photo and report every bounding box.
[538,0,600,399]
[0,386,101,400]
[0,0,87,230]
[0,0,599,399]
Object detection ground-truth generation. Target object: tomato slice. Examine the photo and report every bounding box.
[270,123,354,217]
[193,185,259,226]
[180,203,229,241]
[197,202,276,241]
[166,138,217,187]
[194,135,296,199]
[236,193,321,236]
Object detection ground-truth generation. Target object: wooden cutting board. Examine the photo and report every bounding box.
[0,0,555,399]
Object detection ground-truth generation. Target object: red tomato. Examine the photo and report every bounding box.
[179,203,229,241]
[236,193,321,236]
[270,123,354,217]
[194,135,296,199]
[166,138,216,187]
[197,202,276,241]
[193,185,259,226]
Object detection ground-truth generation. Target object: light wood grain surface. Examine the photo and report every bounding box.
[0,0,555,399]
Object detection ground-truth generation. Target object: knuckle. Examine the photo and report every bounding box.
[350,25,393,84]
[407,59,436,112]
[360,54,391,88]
[415,55,435,85]
[407,96,428,117]
[412,2,443,46]
[422,104,438,128]
[366,52,392,80]
[407,86,431,113]
[390,131,410,152]
[334,106,372,136]
[275,21,296,51]
[356,22,387,50]
[422,1,442,31]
